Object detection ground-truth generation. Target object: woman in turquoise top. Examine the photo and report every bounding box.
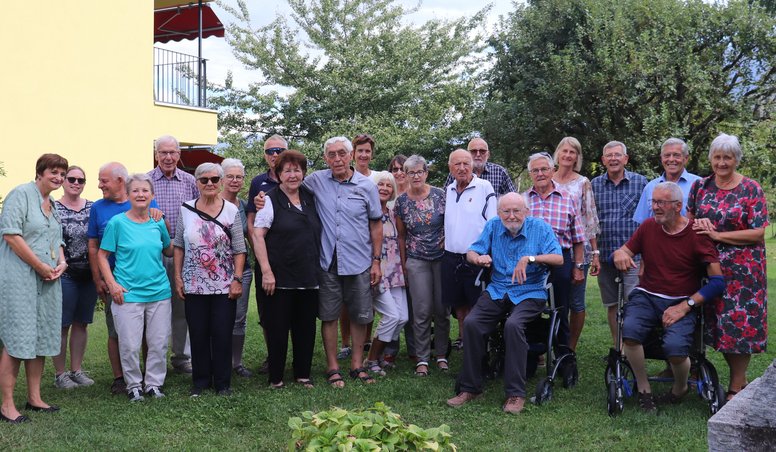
[0,154,69,423]
[97,173,173,402]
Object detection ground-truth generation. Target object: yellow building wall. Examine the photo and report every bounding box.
[0,0,217,201]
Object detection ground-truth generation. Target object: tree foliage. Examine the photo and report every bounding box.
[482,0,776,178]
[214,0,488,175]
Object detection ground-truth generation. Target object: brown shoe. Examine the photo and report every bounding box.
[502,396,526,414]
[657,387,689,405]
[446,391,480,408]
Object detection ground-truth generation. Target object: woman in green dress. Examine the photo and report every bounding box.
[0,153,69,424]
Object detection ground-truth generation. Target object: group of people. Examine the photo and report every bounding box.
[0,130,767,423]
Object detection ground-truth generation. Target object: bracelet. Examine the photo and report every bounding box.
[592,250,600,255]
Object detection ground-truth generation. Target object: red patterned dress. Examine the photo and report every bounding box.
[688,176,768,354]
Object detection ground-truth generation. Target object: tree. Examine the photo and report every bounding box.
[482,0,775,179]
[214,0,488,179]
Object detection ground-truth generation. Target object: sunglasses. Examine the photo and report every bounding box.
[66,177,86,184]
[197,176,221,185]
[265,147,286,155]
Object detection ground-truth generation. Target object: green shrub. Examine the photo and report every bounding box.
[288,402,457,451]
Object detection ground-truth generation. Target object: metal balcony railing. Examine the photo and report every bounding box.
[154,47,208,108]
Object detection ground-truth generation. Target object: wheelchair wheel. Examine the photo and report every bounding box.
[606,380,618,417]
[698,361,726,415]
[534,377,553,405]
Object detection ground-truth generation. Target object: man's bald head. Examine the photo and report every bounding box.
[498,193,529,235]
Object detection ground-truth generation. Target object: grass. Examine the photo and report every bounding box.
[1,238,774,451]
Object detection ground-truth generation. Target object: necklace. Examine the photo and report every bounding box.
[661,218,688,235]
[716,174,739,190]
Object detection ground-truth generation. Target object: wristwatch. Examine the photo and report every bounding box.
[686,298,696,308]
[233,275,242,283]
[528,256,536,264]
[574,263,585,270]
[372,255,381,262]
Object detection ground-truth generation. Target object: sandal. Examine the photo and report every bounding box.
[326,369,345,388]
[415,361,429,377]
[295,378,314,389]
[364,360,386,376]
[436,358,449,371]
[726,383,747,401]
[349,367,376,384]
[269,381,285,390]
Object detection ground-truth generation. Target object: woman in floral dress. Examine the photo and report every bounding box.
[395,155,448,376]
[687,133,768,401]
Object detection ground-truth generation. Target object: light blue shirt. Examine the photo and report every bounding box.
[632,169,701,224]
[468,216,561,305]
[303,168,382,276]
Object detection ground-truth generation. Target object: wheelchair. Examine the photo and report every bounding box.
[603,273,726,417]
[475,280,577,406]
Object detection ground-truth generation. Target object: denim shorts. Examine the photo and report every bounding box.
[622,289,696,358]
[61,274,98,327]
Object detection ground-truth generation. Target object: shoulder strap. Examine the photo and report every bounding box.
[182,202,232,240]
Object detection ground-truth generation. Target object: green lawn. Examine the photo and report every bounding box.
[1,239,774,451]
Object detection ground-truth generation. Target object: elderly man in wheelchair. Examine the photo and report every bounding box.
[446,193,562,414]
[612,182,724,413]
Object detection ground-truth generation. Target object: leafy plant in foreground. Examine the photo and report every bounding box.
[288,402,457,451]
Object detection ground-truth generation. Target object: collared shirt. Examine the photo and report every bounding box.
[147,166,199,237]
[523,183,585,249]
[632,169,702,224]
[444,175,497,254]
[591,169,648,258]
[469,217,561,305]
[445,161,516,196]
[245,170,279,215]
[303,169,382,276]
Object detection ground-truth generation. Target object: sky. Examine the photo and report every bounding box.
[157,0,520,91]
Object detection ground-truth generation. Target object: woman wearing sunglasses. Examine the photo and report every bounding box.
[52,166,97,390]
[173,163,246,397]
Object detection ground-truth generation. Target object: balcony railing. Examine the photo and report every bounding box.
[154,47,208,108]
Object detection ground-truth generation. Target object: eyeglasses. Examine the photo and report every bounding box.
[197,176,221,185]
[469,149,488,155]
[529,167,553,175]
[158,151,179,157]
[650,199,680,207]
[603,153,624,159]
[325,150,350,160]
[499,208,526,216]
[224,174,245,181]
[66,177,86,184]
[407,170,426,178]
[390,167,404,173]
[265,147,286,155]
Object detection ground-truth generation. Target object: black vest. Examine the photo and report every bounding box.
[260,186,321,288]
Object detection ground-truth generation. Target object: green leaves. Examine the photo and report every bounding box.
[287,402,457,451]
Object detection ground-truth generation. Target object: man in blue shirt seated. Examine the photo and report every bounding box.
[447,193,562,414]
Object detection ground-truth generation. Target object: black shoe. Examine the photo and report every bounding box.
[0,412,30,424]
[257,359,269,374]
[24,402,60,413]
[216,388,232,396]
[190,386,203,398]
[110,377,127,395]
[638,392,658,414]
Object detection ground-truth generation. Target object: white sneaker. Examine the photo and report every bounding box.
[145,386,165,399]
[69,370,95,386]
[55,372,79,389]
[127,388,145,402]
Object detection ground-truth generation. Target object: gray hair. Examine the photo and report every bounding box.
[653,181,683,203]
[194,162,224,179]
[265,134,288,148]
[99,162,128,181]
[661,138,689,157]
[126,173,154,195]
[709,133,742,164]
[154,135,180,153]
[220,158,245,175]
[404,154,428,172]
[527,152,555,170]
[323,136,353,154]
[374,171,398,202]
[603,141,627,156]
